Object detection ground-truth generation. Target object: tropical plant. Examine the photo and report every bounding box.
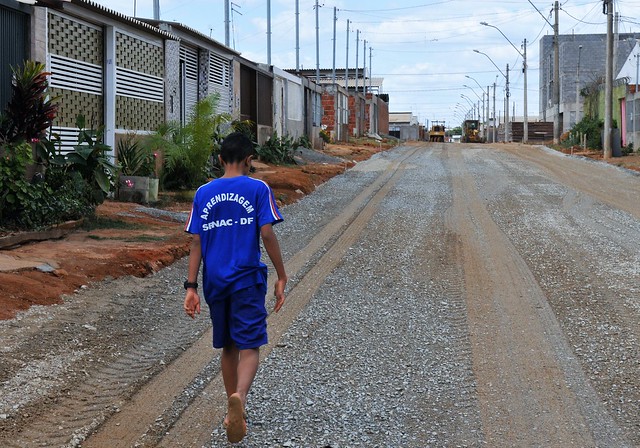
[0,61,58,146]
[255,132,297,165]
[144,95,232,189]
[117,133,155,177]
[50,115,118,205]
[296,134,311,149]
[319,127,331,144]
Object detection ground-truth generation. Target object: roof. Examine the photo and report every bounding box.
[314,77,384,88]
[42,0,179,40]
[139,20,240,56]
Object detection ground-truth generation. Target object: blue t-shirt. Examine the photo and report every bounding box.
[184,176,283,301]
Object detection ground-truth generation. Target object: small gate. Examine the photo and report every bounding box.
[0,5,29,111]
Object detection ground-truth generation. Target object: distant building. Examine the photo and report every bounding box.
[389,112,419,140]
[289,68,388,140]
[539,33,640,134]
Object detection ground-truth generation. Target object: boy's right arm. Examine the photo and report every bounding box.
[184,234,202,319]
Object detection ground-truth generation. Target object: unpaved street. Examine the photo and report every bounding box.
[1,142,639,447]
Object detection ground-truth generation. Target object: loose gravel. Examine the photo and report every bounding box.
[1,143,638,447]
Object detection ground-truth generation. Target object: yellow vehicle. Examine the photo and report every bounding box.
[429,121,446,142]
[462,119,482,143]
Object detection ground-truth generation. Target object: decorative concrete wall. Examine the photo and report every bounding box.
[115,31,164,131]
[48,11,104,129]
[165,40,181,123]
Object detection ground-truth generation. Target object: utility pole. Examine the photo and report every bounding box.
[314,0,320,127]
[493,82,497,143]
[363,39,367,93]
[295,0,299,71]
[153,0,160,20]
[225,0,230,46]
[635,53,639,147]
[613,12,619,77]
[332,7,337,85]
[553,0,560,144]
[267,0,271,65]
[315,0,320,85]
[604,0,613,159]
[576,45,582,123]
[523,38,528,143]
[355,30,360,93]
[506,63,510,142]
[369,47,372,93]
[481,94,485,138]
[487,86,490,141]
[332,7,337,140]
[344,20,349,90]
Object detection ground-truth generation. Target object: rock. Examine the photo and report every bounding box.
[53,269,68,278]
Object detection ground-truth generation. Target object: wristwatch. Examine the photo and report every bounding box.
[183,281,198,290]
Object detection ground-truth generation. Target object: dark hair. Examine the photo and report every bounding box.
[220,132,254,164]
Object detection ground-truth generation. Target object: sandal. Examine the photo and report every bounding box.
[226,393,247,443]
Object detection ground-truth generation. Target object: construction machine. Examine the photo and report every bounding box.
[461,119,482,143]
[429,121,446,142]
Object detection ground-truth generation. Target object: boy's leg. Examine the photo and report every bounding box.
[226,348,258,443]
[221,344,240,399]
[236,348,259,404]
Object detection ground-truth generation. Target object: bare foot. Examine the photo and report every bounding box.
[226,393,247,443]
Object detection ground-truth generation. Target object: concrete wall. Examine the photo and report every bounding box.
[165,40,181,123]
[349,93,366,137]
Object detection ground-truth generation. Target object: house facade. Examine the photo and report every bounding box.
[291,68,389,141]
[0,0,335,155]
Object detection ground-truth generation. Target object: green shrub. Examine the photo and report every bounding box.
[319,128,331,143]
[50,115,118,205]
[296,134,311,149]
[567,116,603,149]
[117,133,155,177]
[256,132,297,165]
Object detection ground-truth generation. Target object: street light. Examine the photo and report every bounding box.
[481,21,528,143]
[460,94,475,119]
[474,49,510,142]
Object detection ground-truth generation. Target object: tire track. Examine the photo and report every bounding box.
[446,147,629,447]
[501,144,640,220]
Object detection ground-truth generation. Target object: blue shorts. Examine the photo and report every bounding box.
[206,283,268,350]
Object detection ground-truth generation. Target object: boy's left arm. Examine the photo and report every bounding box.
[260,224,287,313]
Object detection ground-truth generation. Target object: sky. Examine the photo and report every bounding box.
[94,0,640,128]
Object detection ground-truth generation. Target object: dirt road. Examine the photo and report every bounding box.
[0,143,638,447]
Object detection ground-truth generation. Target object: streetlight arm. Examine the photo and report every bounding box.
[473,49,506,78]
[460,94,474,108]
[480,22,523,57]
[465,74,485,92]
[463,85,483,101]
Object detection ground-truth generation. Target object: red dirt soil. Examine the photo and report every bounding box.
[0,143,389,320]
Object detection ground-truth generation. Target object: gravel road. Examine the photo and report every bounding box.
[0,142,638,447]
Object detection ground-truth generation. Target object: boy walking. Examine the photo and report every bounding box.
[183,132,287,443]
